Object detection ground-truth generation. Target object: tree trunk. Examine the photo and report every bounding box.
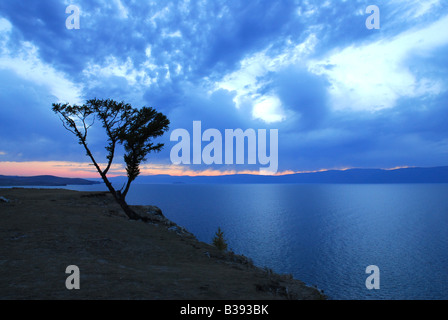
[80,139,142,221]
[115,191,142,221]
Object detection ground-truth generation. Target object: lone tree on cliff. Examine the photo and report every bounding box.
[52,98,170,220]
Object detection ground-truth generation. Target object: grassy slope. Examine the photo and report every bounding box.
[0,188,324,300]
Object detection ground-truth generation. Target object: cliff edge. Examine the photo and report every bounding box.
[0,188,324,300]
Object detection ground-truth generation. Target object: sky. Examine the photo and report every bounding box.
[0,0,448,178]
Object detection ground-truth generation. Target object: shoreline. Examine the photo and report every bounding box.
[0,187,325,300]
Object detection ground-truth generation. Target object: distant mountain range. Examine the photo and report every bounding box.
[1,166,447,186]
[103,166,448,184]
[0,175,100,186]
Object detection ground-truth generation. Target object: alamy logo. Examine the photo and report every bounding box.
[66,5,80,30]
[65,265,80,290]
[365,265,380,290]
[170,121,278,174]
[365,5,380,30]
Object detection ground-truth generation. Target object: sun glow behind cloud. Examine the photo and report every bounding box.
[214,32,318,123]
[0,26,83,104]
[309,14,448,111]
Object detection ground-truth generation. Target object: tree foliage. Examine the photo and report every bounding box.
[212,227,228,251]
[52,98,169,220]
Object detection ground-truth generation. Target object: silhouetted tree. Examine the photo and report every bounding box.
[212,227,228,251]
[52,98,169,220]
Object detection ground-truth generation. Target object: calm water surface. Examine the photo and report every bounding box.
[59,183,448,299]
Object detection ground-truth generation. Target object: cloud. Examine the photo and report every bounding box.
[0,17,83,104]
[0,69,85,162]
[272,67,329,130]
[0,1,447,175]
[0,16,11,33]
[389,0,442,19]
[309,14,448,112]
[276,90,448,171]
[214,32,319,123]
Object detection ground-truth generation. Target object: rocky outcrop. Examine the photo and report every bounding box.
[132,205,197,239]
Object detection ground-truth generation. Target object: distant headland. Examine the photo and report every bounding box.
[0,175,100,187]
[103,166,448,185]
[1,166,447,187]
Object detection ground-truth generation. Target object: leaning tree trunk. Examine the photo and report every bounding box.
[115,191,142,221]
[79,139,143,221]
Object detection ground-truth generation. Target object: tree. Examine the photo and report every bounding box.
[52,98,170,220]
[212,227,228,251]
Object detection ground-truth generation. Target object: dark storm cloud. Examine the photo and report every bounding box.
[272,67,330,131]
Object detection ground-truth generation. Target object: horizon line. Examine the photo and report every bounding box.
[0,160,439,179]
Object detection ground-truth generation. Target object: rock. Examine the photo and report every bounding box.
[168,225,196,239]
[137,205,166,223]
[146,205,164,218]
[168,226,180,232]
[0,196,10,203]
[131,205,196,239]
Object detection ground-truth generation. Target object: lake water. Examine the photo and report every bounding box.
[35,183,448,299]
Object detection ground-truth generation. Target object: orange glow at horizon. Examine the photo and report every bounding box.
[0,161,119,178]
[0,161,300,178]
[0,161,412,179]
